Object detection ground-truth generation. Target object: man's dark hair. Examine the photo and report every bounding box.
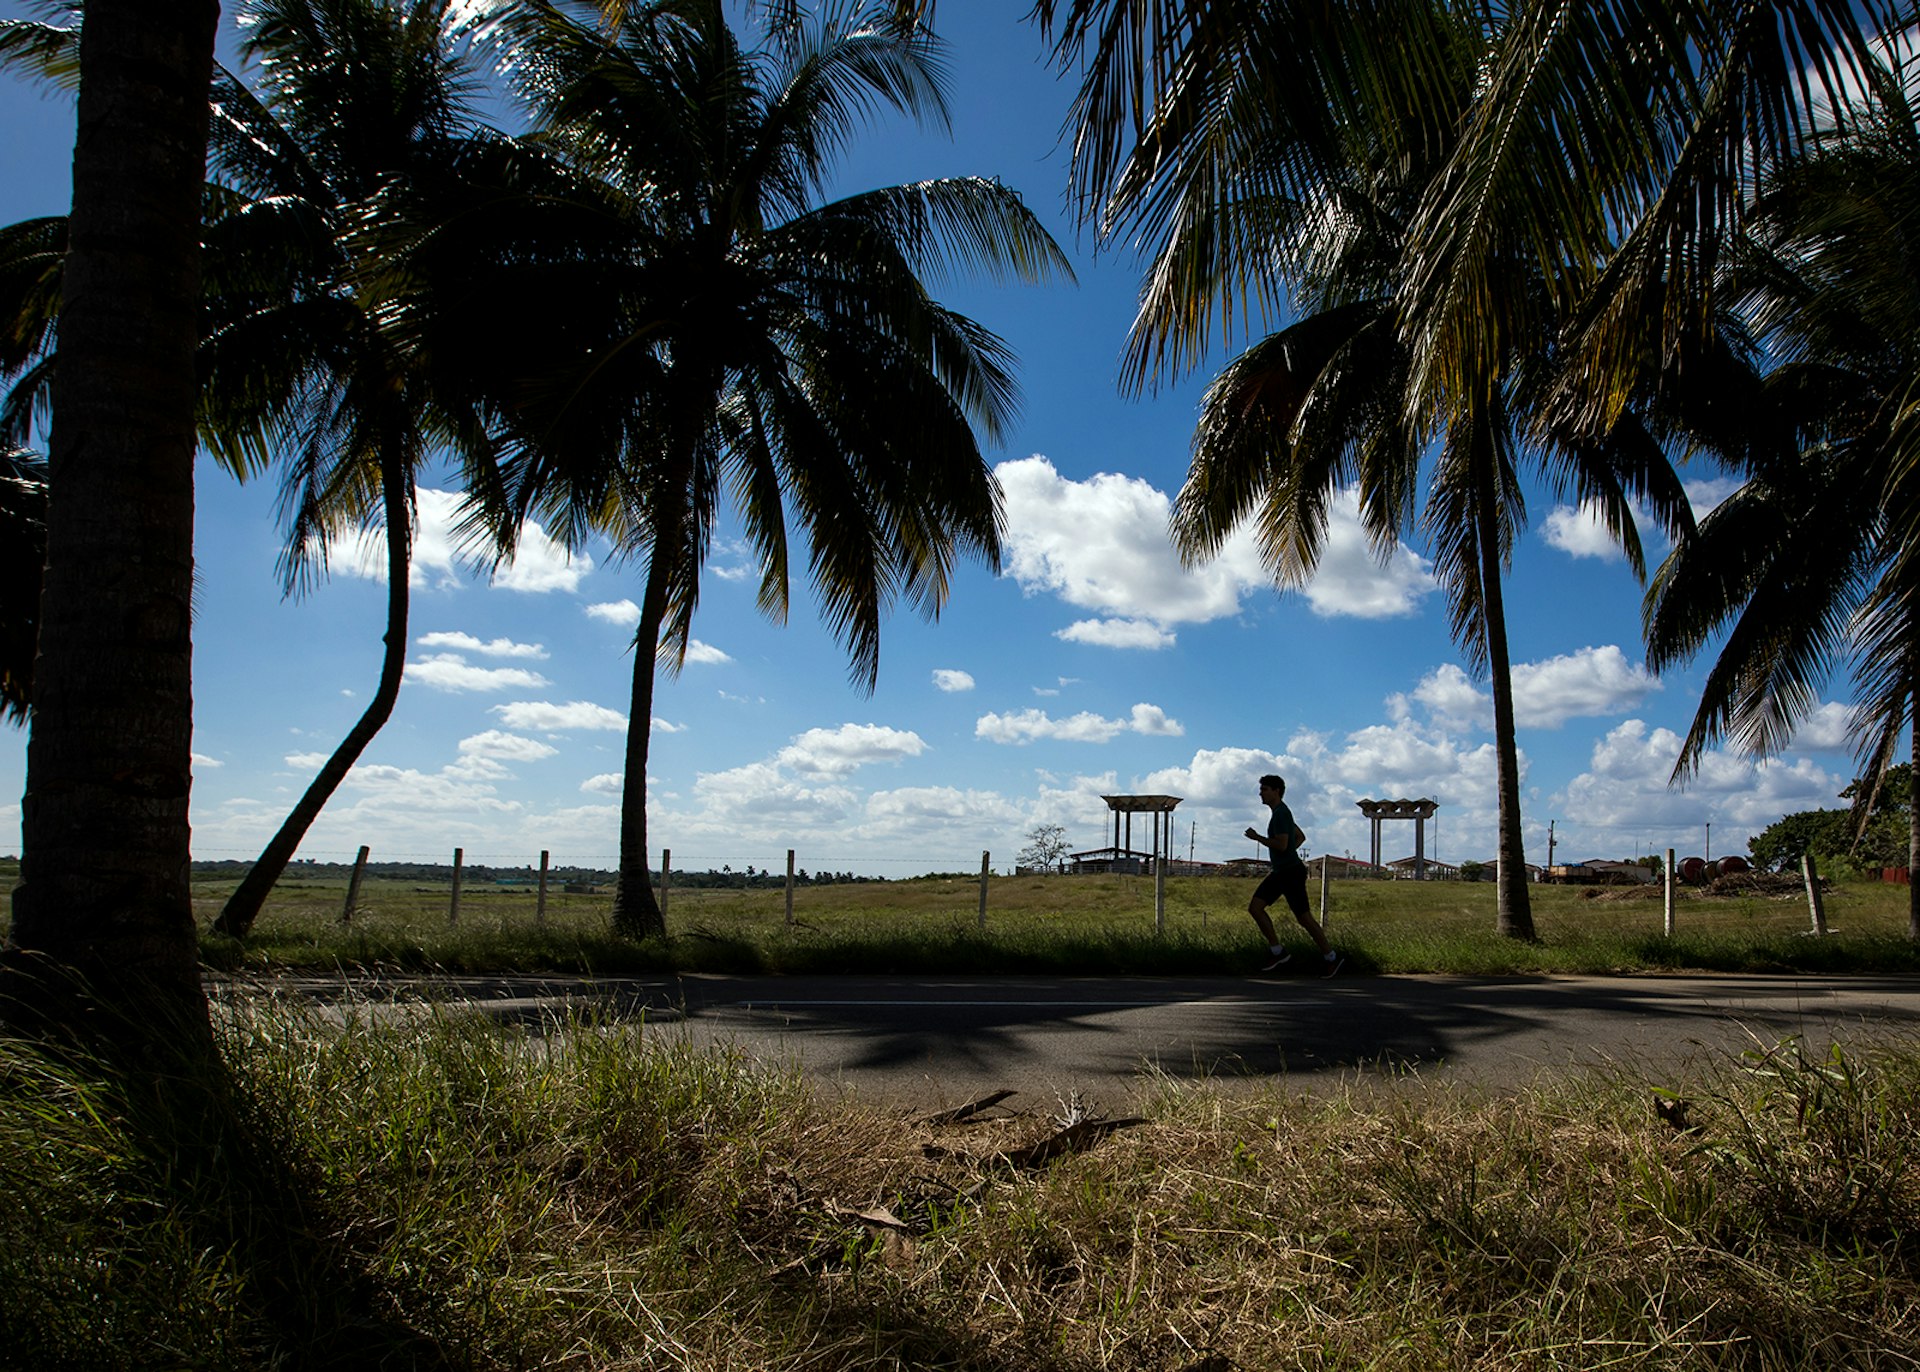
[1260,773,1285,797]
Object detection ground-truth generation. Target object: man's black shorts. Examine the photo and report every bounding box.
[1254,863,1310,917]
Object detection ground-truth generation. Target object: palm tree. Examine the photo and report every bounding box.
[444,0,1070,937]
[4,0,218,1036]
[0,2,505,940]
[1645,58,1920,940]
[196,0,504,939]
[1034,0,1893,938]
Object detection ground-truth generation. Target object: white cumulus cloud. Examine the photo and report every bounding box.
[490,699,628,732]
[1056,618,1176,650]
[585,600,640,627]
[682,639,732,665]
[333,488,589,592]
[408,654,552,693]
[415,631,548,659]
[975,702,1183,745]
[932,668,976,692]
[777,723,927,777]
[1510,646,1660,728]
[458,729,559,763]
[1542,501,1628,561]
[1787,701,1858,751]
[1297,487,1440,619]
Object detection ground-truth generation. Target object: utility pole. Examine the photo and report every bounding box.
[1706,822,1712,865]
[1547,820,1556,868]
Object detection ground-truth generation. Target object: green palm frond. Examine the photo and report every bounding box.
[0,11,78,92]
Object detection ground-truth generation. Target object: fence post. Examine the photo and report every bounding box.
[978,850,990,930]
[786,848,796,928]
[1664,847,1676,937]
[660,847,671,916]
[449,847,464,927]
[1803,853,1828,935]
[341,844,370,925]
[1319,858,1331,931]
[1155,850,1166,935]
[536,849,549,928]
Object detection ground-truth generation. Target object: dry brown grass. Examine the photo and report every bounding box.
[8,987,1919,1369]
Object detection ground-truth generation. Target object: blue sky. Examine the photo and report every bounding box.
[0,1,1871,877]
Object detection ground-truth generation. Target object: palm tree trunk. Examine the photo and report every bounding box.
[1909,687,1918,942]
[214,458,413,938]
[1476,480,1536,941]
[4,0,219,1042]
[611,549,670,939]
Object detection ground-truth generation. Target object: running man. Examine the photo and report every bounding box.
[1244,773,1343,976]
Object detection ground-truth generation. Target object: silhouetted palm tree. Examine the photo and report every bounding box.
[4,0,218,1036]
[1646,59,1920,939]
[198,0,504,938]
[451,0,1070,937]
[0,2,506,940]
[1035,0,1889,938]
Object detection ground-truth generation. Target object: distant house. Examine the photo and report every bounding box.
[1386,855,1461,880]
[1306,854,1388,880]
[1547,859,1658,885]
[1069,846,1150,875]
[1464,860,1546,882]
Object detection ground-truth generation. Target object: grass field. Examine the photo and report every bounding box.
[161,861,1920,977]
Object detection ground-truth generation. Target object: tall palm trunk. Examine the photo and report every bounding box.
[4,0,219,1040]
[214,455,413,938]
[1909,688,1919,942]
[1475,474,1536,941]
[611,542,671,939]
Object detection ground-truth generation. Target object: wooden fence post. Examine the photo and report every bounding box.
[1664,848,1676,937]
[536,849,549,928]
[660,848,671,916]
[1803,853,1828,935]
[449,847,464,927]
[978,850,990,930]
[341,844,370,925]
[786,849,796,927]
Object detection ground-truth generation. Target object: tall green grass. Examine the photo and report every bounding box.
[5,996,1919,1368]
[179,867,1920,977]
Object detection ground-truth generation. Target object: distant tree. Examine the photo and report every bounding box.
[1748,810,1858,874]
[1018,822,1071,874]
[1458,860,1486,883]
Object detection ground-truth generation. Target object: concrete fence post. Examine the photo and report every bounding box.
[978,851,990,930]
[1804,853,1828,936]
[786,849,796,928]
[536,849,549,928]
[449,847,464,927]
[341,844,370,925]
[1664,848,1676,937]
[660,848,671,916]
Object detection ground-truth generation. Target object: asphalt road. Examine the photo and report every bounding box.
[256,969,1920,1110]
